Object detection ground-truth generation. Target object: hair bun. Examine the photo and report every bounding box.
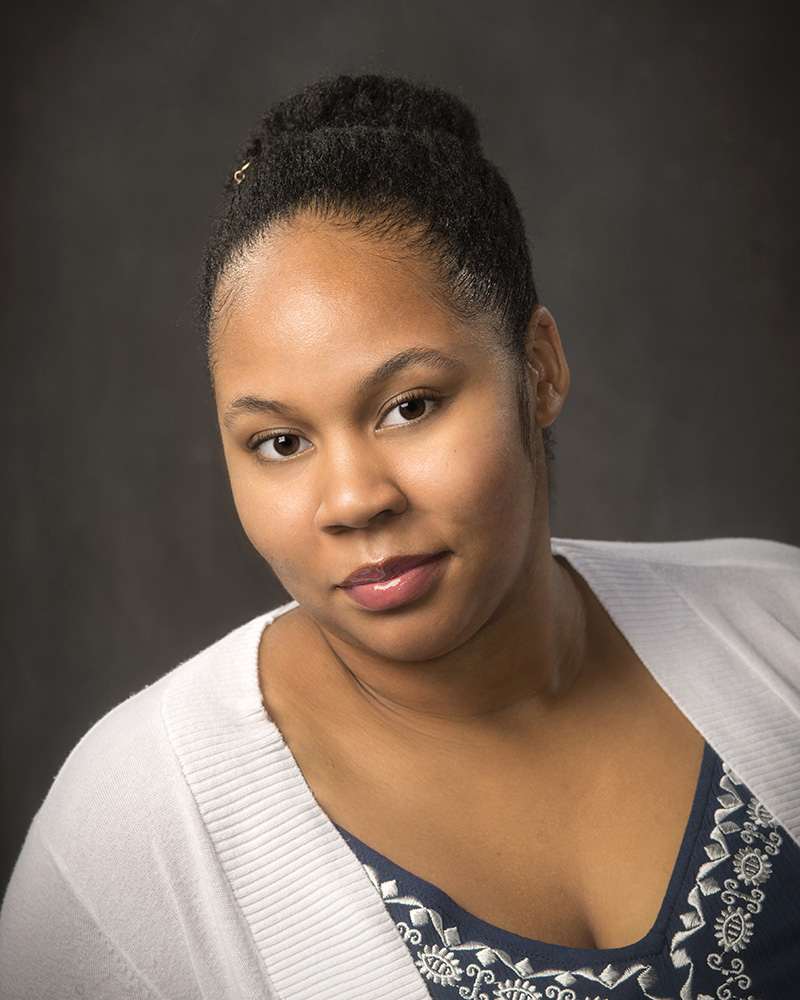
[259,74,481,150]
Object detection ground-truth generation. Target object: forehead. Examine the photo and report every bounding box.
[211,219,502,395]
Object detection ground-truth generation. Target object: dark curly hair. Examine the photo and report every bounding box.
[199,74,550,456]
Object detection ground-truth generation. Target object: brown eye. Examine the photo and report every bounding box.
[398,399,427,420]
[255,433,312,461]
[274,435,299,455]
[381,396,435,428]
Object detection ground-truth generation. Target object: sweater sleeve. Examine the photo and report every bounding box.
[0,821,162,1000]
[0,672,281,1000]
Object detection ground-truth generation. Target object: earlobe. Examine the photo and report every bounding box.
[526,306,569,429]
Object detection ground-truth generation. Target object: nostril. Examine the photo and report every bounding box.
[314,472,408,533]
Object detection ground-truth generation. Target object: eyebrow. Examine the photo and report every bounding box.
[354,347,465,394]
[223,347,465,429]
[222,395,293,429]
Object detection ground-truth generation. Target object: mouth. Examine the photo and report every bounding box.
[337,552,449,611]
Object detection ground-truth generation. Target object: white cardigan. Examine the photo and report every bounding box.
[2,538,799,1000]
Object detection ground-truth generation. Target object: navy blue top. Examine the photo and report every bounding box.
[338,743,800,999]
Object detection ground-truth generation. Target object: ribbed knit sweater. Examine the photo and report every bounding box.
[1,537,799,1000]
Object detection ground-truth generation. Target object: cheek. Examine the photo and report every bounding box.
[404,411,534,531]
[226,460,316,585]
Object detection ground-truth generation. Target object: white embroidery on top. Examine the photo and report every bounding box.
[365,864,659,1000]
[669,763,782,1000]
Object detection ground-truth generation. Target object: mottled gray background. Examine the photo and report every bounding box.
[2,1,798,891]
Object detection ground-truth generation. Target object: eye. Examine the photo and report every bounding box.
[252,433,313,462]
[380,395,437,428]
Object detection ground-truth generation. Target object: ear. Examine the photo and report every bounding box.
[526,306,569,429]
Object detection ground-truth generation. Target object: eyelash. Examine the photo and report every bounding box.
[247,389,443,463]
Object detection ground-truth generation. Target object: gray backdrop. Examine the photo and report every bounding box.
[2,1,798,891]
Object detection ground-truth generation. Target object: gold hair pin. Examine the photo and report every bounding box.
[233,161,251,185]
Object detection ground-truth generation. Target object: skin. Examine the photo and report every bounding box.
[213,213,704,950]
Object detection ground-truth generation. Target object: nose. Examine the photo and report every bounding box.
[313,442,408,532]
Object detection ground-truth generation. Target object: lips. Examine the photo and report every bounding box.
[338,553,441,587]
[337,552,448,611]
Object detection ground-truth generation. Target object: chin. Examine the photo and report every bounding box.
[334,615,479,663]
[309,575,503,663]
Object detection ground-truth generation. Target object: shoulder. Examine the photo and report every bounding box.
[554,536,800,681]
[31,610,281,875]
[553,537,800,607]
[552,535,800,572]
[2,610,292,999]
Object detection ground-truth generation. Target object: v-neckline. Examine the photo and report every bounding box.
[335,740,717,962]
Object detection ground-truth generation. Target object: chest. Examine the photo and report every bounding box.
[304,699,706,950]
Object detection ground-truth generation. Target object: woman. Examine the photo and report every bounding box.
[1,74,799,1000]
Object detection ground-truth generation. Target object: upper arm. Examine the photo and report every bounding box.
[0,820,163,1000]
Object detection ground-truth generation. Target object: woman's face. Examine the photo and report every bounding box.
[213,218,555,662]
